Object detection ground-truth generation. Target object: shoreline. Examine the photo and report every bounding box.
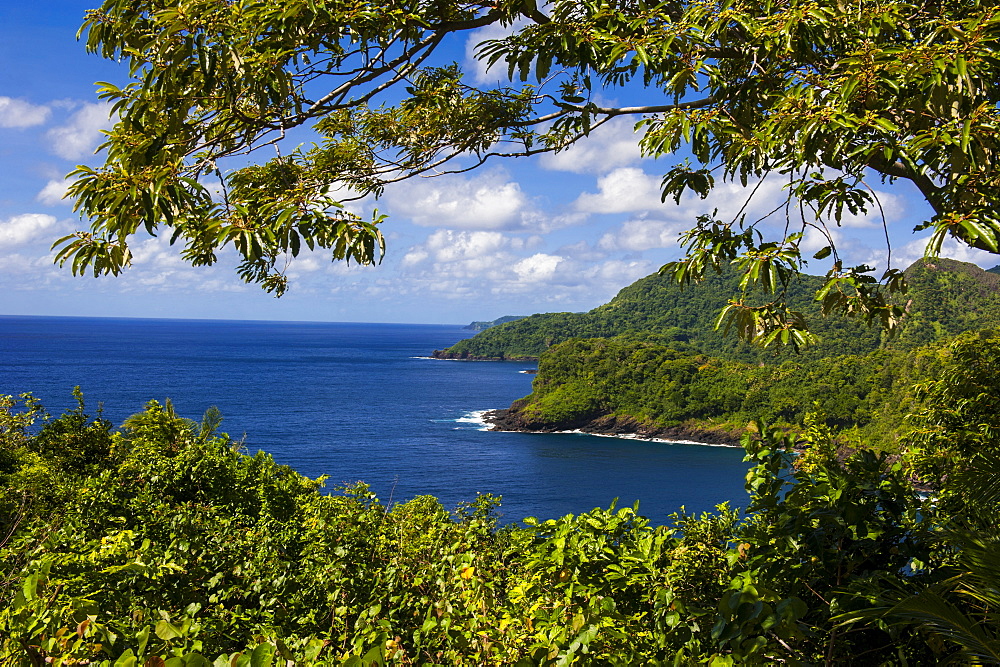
[429,349,539,362]
[480,408,744,448]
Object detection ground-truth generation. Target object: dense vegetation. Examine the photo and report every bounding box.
[6,329,1000,665]
[435,269,879,362]
[493,337,922,448]
[442,260,1000,448]
[438,259,1000,363]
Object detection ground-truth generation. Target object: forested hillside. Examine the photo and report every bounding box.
[436,259,1000,362]
[473,259,1000,447]
[487,334,945,450]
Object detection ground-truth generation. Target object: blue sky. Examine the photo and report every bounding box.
[1,1,996,325]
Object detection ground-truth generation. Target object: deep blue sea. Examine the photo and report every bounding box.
[0,316,750,524]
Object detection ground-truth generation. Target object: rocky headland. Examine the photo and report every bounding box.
[431,349,538,361]
[484,403,743,446]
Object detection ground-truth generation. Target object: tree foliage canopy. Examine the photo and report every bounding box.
[10,382,1000,663]
[62,0,1000,335]
[0,391,946,664]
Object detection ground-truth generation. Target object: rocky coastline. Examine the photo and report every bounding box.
[484,406,743,447]
[430,349,538,362]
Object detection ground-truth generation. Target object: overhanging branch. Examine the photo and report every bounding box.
[866,155,943,215]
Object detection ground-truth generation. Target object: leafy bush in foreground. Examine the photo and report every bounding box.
[2,369,1000,664]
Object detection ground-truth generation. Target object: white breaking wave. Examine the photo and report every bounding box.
[550,429,741,448]
[430,410,491,431]
[440,409,739,446]
[455,410,490,431]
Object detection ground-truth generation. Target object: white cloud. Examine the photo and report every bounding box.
[574,168,909,230]
[129,236,184,268]
[513,253,563,282]
[581,258,654,286]
[540,118,645,174]
[0,97,50,128]
[574,168,664,214]
[36,179,71,205]
[385,170,529,230]
[121,236,256,292]
[290,256,321,273]
[836,190,905,229]
[517,209,589,234]
[46,102,114,159]
[404,229,509,265]
[598,215,685,251]
[402,229,544,294]
[0,253,49,274]
[0,213,59,247]
[401,248,429,267]
[573,170,918,266]
[799,225,842,255]
[397,228,655,305]
[556,240,608,262]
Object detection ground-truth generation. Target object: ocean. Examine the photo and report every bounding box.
[0,316,750,524]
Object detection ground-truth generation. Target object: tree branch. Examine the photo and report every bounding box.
[866,155,943,215]
[518,0,551,25]
[506,95,717,127]
[560,96,718,118]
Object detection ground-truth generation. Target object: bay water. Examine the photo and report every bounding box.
[0,316,750,524]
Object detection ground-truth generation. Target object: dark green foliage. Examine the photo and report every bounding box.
[892,259,1000,350]
[440,267,882,362]
[3,378,1000,664]
[502,333,967,449]
[902,329,1000,491]
[30,388,113,475]
[467,259,1000,450]
[442,259,1000,364]
[0,391,117,548]
[831,333,1000,664]
[730,428,933,664]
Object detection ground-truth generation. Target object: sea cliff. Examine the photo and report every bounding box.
[431,349,537,361]
[485,401,743,446]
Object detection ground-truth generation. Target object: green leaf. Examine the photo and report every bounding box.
[155,619,185,641]
[249,644,275,667]
[22,571,41,601]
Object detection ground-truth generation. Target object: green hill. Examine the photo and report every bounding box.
[486,334,941,449]
[891,258,1000,349]
[470,259,1000,448]
[436,258,1000,362]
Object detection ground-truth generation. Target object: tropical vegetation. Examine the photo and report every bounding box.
[7,0,1000,662]
[438,258,1000,363]
[463,316,528,333]
[455,259,1000,449]
[4,349,1000,665]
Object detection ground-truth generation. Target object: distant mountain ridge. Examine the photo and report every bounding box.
[462,315,528,332]
[436,258,1000,363]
